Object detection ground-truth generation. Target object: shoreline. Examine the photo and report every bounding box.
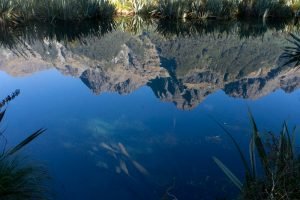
[0,0,298,27]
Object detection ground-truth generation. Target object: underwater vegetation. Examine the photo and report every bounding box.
[99,142,149,176]
[213,113,300,199]
[0,90,49,200]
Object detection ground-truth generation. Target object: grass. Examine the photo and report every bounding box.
[0,90,49,200]
[213,112,300,199]
[0,0,297,27]
[237,0,294,19]
[111,0,295,20]
[0,0,115,25]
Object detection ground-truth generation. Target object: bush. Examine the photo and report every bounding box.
[155,0,188,19]
[206,0,238,19]
[237,0,293,18]
[0,0,116,24]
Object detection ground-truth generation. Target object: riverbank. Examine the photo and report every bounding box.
[0,0,299,27]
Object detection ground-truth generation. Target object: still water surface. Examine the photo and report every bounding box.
[1,19,300,199]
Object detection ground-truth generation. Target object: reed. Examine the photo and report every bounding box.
[213,112,300,199]
[0,90,49,200]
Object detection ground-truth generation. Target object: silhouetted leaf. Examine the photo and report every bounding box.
[249,136,256,179]
[211,116,251,177]
[248,111,270,176]
[0,110,6,123]
[6,128,46,157]
[213,157,243,191]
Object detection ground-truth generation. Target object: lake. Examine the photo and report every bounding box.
[1,18,300,199]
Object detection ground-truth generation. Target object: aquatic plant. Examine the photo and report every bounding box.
[0,91,49,200]
[213,113,300,199]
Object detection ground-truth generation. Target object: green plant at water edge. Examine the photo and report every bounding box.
[0,90,49,200]
[0,0,116,24]
[213,113,300,199]
[0,0,21,26]
[282,33,300,67]
[154,0,188,19]
[237,0,293,19]
[205,0,238,19]
[115,15,151,34]
[32,0,116,21]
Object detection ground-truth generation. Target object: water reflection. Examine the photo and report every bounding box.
[0,18,299,110]
[0,19,115,56]
[1,19,300,199]
[0,91,50,200]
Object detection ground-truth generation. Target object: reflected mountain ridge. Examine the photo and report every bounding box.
[0,19,299,110]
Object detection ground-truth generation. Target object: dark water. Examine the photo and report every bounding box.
[1,18,300,199]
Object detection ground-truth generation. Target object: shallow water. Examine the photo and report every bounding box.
[1,18,300,199]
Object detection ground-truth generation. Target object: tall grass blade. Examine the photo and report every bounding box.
[213,156,243,191]
[0,110,6,123]
[291,126,297,151]
[210,116,251,176]
[283,122,293,159]
[6,128,46,157]
[249,136,256,179]
[248,111,270,176]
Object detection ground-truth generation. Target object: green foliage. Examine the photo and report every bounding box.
[0,0,20,26]
[213,112,300,199]
[237,0,293,19]
[152,0,239,19]
[0,157,49,200]
[112,0,293,20]
[206,0,238,19]
[155,0,188,19]
[0,0,296,24]
[0,0,115,24]
[0,91,49,200]
[291,0,300,11]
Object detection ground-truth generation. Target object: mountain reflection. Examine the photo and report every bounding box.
[0,18,299,110]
